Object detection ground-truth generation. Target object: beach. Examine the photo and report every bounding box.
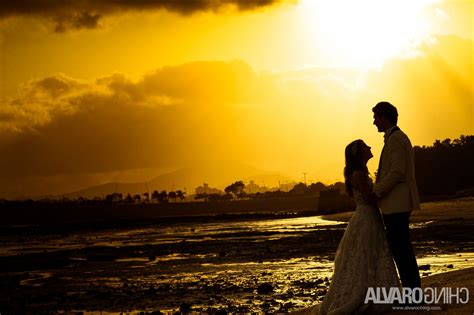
[0,198,473,314]
[323,197,474,314]
[386,267,474,314]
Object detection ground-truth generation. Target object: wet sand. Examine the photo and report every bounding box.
[322,197,474,224]
[386,267,474,314]
[0,198,473,314]
[324,197,474,314]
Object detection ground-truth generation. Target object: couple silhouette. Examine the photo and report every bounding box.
[293,101,421,314]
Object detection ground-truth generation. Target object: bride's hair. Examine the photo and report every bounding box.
[344,139,369,197]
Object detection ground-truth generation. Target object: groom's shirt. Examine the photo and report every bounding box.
[376,125,399,183]
[383,126,397,143]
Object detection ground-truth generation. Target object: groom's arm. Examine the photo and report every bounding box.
[373,137,407,198]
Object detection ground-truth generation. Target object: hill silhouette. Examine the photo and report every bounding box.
[60,162,291,199]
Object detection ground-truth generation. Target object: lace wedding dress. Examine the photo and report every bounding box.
[292,177,401,314]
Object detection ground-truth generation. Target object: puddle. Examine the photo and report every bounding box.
[410,221,435,229]
[417,252,474,276]
[19,272,53,286]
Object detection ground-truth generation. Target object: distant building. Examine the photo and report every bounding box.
[195,183,223,195]
[245,180,269,194]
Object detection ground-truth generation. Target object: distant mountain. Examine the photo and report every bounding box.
[61,163,292,199]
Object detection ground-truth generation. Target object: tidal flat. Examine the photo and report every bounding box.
[1,198,473,314]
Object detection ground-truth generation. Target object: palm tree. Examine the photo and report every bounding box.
[124,194,133,204]
[176,190,185,202]
[168,191,177,202]
[142,192,150,203]
[151,190,159,203]
[158,190,168,203]
[132,194,141,203]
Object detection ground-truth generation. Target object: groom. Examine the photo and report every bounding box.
[371,101,421,291]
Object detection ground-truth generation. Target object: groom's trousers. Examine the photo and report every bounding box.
[383,212,421,289]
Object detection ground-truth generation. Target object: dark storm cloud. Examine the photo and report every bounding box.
[0,0,288,32]
[0,60,259,179]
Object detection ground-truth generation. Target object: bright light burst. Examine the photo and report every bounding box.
[300,0,438,68]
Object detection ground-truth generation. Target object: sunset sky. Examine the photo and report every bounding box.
[0,0,472,198]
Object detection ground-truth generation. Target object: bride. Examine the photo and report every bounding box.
[292,140,400,314]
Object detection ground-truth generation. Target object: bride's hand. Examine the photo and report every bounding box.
[370,192,378,203]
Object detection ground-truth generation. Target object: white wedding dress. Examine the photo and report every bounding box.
[292,177,401,314]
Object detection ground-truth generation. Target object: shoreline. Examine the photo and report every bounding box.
[0,195,319,228]
[322,197,474,223]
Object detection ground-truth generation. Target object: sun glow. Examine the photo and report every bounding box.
[300,0,437,68]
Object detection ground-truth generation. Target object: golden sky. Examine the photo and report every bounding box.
[0,0,472,198]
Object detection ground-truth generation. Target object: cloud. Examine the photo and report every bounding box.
[0,74,86,133]
[0,60,261,182]
[0,0,289,32]
[0,35,471,198]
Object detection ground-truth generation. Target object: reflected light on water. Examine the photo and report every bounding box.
[417,252,474,277]
[0,215,346,256]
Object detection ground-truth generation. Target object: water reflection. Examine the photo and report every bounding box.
[0,215,346,257]
[2,213,473,313]
[417,252,474,276]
